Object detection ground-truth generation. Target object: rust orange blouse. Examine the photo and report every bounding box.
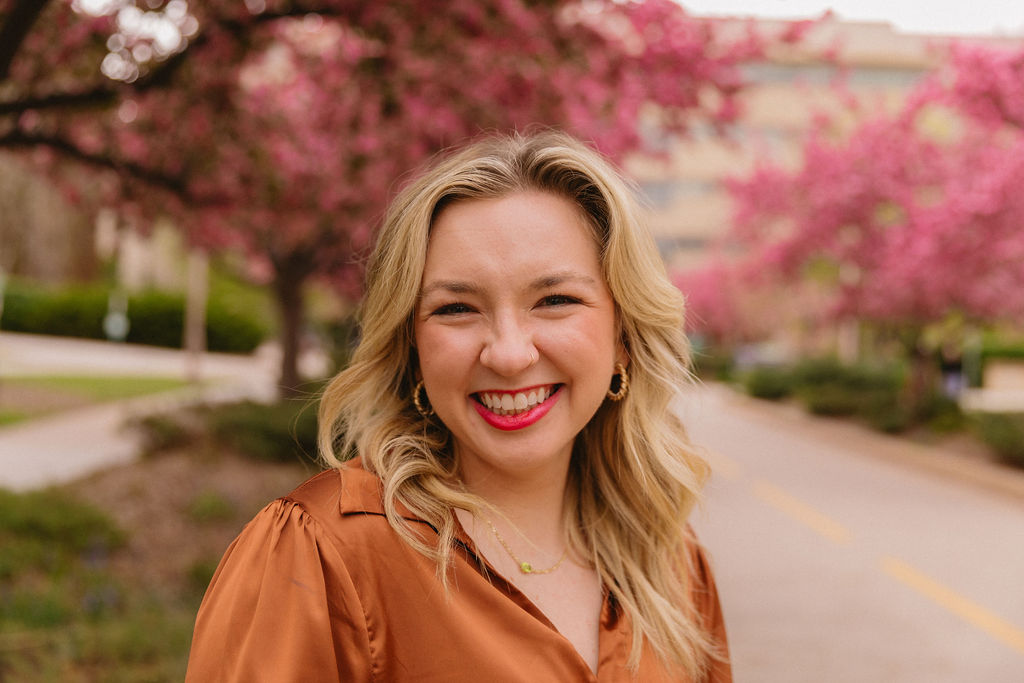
[185,459,731,682]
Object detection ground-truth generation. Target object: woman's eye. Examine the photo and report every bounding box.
[538,294,581,307]
[432,302,474,316]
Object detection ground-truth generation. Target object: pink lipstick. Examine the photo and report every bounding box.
[473,385,561,431]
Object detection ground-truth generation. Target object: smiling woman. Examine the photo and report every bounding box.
[185,131,731,682]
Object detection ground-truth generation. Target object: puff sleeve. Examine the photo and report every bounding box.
[694,543,732,683]
[184,499,373,682]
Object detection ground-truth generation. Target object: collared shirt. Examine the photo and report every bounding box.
[185,459,732,682]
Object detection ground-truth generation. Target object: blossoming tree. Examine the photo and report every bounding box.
[680,42,1024,406]
[1,0,792,395]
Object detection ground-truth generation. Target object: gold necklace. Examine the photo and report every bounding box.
[485,518,567,575]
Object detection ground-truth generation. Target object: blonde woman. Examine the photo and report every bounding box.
[186,131,730,682]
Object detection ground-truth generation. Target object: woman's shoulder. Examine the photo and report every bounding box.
[283,458,386,516]
[265,458,402,544]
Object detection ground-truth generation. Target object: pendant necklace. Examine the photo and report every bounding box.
[485,518,567,575]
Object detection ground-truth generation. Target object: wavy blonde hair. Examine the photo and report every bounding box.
[318,131,715,677]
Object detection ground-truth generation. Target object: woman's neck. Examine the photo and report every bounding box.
[458,460,571,550]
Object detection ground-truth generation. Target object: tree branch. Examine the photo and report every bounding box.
[0,0,52,81]
[0,128,189,196]
[0,4,351,116]
[0,87,120,116]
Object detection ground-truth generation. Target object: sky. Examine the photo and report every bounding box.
[680,1,1024,36]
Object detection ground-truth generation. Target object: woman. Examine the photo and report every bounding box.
[185,131,730,682]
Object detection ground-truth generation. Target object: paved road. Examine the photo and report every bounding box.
[684,386,1024,683]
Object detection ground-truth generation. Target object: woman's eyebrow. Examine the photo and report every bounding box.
[419,280,480,298]
[420,271,598,298]
[529,271,599,290]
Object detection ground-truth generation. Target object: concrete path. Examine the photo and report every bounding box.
[0,332,285,490]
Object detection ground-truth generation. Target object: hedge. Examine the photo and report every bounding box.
[741,357,916,433]
[1,282,268,353]
[971,412,1024,468]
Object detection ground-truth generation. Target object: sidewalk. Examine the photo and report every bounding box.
[0,332,282,491]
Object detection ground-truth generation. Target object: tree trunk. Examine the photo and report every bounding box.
[272,271,307,400]
[898,327,937,422]
[183,248,209,383]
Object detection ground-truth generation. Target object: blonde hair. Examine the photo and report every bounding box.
[319,131,715,677]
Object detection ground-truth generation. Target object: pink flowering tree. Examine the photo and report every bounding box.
[704,45,1024,406]
[1,0,798,396]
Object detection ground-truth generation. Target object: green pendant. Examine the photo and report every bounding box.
[520,562,533,573]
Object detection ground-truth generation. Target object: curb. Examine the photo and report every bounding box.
[711,384,1024,505]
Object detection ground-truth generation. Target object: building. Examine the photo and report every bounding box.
[627,15,1021,272]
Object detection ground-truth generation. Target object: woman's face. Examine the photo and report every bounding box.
[414,190,625,487]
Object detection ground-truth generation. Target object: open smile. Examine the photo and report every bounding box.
[471,384,562,430]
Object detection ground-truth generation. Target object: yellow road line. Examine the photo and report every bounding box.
[704,449,743,480]
[881,556,1024,656]
[752,480,852,544]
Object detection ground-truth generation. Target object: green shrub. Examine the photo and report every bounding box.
[0,488,125,558]
[858,390,910,433]
[132,413,198,455]
[797,382,861,416]
[124,290,186,348]
[187,557,221,595]
[980,340,1024,361]
[1,586,72,628]
[972,412,1024,467]
[791,356,849,387]
[205,400,319,463]
[764,357,910,430]
[743,366,794,400]
[72,598,196,673]
[690,347,734,382]
[1,280,269,353]
[206,299,270,354]
[187,490,235,523]
[915,392,965,432]
[0,283,107,338]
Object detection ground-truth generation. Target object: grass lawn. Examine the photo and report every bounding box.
[0,375,190,428]
[6,375,189,401]
[0,410,27,426]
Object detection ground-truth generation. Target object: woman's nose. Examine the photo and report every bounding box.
[479,317,539,376]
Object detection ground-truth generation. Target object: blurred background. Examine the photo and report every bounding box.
[1,1,1023,680]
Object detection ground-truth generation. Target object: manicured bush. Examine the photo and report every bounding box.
[691,348,735,381]
[980,340,1024,361]
[742,365,794,400]
[858,390,910,433]
[790,356,850,387]
[205,299,270,354]
[1,281,269,353]
[798,382,861,416]
[0,284,107,339]
[971,412,1024,467]
[747,356,912,431]
[124,290,186,348]
[914,392,965,432]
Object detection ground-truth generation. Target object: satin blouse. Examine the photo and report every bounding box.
[185,459,731,682]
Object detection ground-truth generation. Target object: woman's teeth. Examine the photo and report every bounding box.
[478,386,554,416]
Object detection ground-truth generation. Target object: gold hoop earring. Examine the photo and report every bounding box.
[413,379,434,417]
[606,363,629,401]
